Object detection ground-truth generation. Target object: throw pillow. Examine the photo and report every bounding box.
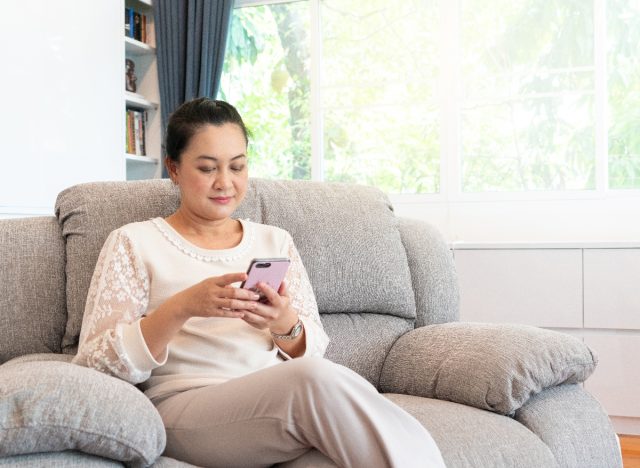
[0,361,165,466]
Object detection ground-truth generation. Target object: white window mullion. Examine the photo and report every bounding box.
[594,0,608,193]
[310,0,323,181]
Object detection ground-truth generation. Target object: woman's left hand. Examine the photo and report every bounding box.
[239,281,299,334]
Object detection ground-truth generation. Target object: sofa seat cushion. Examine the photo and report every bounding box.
[385,393,559,468]
[0,361,165,467]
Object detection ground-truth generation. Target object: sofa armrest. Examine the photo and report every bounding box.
[379,322,597,415]
[514,384,622,468]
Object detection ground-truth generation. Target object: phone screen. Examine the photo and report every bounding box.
[240,258,290,302]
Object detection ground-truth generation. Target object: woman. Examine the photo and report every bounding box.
[73,98,446,468]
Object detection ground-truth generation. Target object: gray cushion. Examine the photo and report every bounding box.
[379,322,598,415]
[385,393,559,468]
[55,178,416,352]
[0,217,67,363]
[235,179,417,319]
[321,313,413,387]
[0,451,122,467]
[0,361,165,466]
[4,352,74,366]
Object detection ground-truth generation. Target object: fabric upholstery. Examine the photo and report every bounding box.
[4,352,74,365]
[55,179,181,352]
[396,217,460,326]
[0,361,165,466]
[379,322,597,415]
[0,217,66,364]
[515,384,623,468]
[0,451,122,467]
[55,178,417,353]
[320,313,413,387]
[385,393,559,468]
[234,179,417,319]
[0,453,195,468]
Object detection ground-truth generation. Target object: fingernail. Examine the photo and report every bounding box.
[252,294,260,300]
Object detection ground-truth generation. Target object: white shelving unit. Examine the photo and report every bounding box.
[124,0,161,180]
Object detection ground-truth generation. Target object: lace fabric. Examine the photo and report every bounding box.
[73,229,151,383]
[282,234,330,357]
[73,221,329,384]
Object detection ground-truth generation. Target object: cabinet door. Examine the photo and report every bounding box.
[584,249,640,329]
[454,249,583,327]
[584,334,640,418]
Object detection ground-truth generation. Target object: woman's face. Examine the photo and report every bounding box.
[168,123,248,223]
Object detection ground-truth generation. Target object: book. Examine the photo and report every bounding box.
[128,9,135,38]
[133,12,142,41]
[126,110,135,154]
[141,14,147,43]
[139,111,147,156]
[124,8,131,37]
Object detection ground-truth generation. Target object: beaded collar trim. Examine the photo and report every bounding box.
[151,217,254,263]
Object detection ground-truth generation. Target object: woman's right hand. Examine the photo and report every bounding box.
[176,272,261,320]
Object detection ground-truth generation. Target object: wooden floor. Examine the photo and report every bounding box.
[621,435,640,468]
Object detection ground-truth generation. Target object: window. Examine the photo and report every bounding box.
[220,2,311,180]
[222,0,640,197]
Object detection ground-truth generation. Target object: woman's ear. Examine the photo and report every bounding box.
[165,157,178,185]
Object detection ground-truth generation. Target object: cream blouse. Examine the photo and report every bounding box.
[72,217,330,402]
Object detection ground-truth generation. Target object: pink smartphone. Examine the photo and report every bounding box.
[240,258,291,303]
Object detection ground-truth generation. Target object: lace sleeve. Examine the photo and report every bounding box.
[72,229,155,384]
[282,234,330,357]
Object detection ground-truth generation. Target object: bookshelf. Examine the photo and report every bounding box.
[124,0,161,180]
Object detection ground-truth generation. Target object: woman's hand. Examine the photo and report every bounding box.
[176,272,261,320]
[241,281,299,334]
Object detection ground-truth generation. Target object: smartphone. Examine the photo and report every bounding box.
[240,258,291,303]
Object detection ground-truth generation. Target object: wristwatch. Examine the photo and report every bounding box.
[271,318,303,341]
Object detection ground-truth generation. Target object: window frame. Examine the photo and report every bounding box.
[231,0,640,205]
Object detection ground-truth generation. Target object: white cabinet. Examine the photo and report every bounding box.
[584,335,640,419]
[584,249,640,330]
[455,249,582,327]
[454,243,640,435]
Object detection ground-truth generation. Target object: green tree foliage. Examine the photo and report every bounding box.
[221,0,640,193]
[220,3,311,180]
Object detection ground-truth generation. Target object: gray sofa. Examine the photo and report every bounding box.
[0,178,622,467]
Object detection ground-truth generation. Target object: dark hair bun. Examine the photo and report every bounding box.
[165,98,249,162]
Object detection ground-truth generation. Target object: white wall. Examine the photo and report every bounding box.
[0,0,124,218]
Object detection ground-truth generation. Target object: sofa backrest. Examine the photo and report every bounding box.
[1,178,457,386]
[0,217,67,363]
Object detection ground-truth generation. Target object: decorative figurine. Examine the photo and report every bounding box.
[125,58,137,93]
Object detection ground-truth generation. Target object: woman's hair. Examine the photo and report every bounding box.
[164,98,249,162]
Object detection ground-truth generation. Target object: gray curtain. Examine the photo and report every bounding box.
[154,0,234,176]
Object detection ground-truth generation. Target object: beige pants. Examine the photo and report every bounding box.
[154,357,446,468]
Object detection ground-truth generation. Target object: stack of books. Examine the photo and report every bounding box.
[124,8,148,43]
[126,109,147,156]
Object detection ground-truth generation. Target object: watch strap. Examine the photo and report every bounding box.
[271,318,303,341]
